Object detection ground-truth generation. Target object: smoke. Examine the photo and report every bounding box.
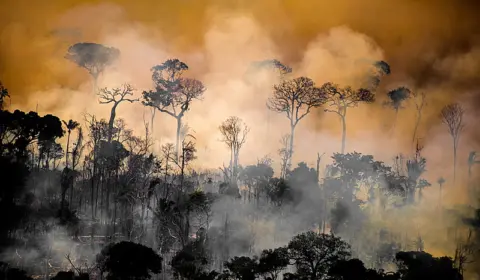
[2,0,480,277]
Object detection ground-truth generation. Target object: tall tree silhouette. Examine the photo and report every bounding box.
[320,83,374,153]
[142,59,205,159]
[62,119,80,169]
[98,83,138,143]
[219,116,249,180]
[65,42,120,94]
[412,91,427,146]
[441,103,465,184]
[267,77,325,166]
[383,87,411,134]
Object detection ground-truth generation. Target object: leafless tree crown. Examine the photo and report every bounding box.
[219,116,249,150]
[441,103,465,141]
[98,83,138,104]
[267,77,325,125]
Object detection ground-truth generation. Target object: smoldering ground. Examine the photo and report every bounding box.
[1,0,480,277]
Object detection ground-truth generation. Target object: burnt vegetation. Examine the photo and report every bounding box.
[0,42,478,280]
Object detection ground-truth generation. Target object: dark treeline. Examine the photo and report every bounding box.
[0,42,479,280]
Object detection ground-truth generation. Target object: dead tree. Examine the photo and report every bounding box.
[440,103,465,184]
[219,116,249,180]
[98,83,138,143]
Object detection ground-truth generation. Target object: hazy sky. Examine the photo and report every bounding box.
[1,0,480,174]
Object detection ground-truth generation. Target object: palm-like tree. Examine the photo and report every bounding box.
[383,87,411,133]
[63,119,80,168]
[437,177,446,209]
[0,82,9,109]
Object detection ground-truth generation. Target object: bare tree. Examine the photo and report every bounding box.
[441,103,465,183]
[320,82,374,153]
[454,229,475,276]
[142,59,205,159]
[219,116,249,180]
[267,77,325,166]
[412,91,427,146]
[98,83,138,143]
[65,42,120,94]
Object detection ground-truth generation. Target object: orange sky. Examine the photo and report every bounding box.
[1,0,480,171]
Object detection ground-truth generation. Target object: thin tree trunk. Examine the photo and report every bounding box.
[108,104,118,143]
[92,74,98,95]
[175,117,181,161]
[66,131,71,168]
[230,147,234,180]
[412,111,422,146]
[69,168,75,210]
[113,200,117,242]
[391,110,399,135]
[289,125,295,168]
[439,184,443,209]
[453,142,457,184]
[341,115,346,154]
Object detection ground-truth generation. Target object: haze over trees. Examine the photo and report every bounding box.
[142,59,205,159]
[267,77,325,165]
[0,31,478,280]
[65,43,120,94]
[441,103,465,184]
[321,83,374,153]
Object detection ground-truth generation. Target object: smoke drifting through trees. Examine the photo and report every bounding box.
[441,103,465,185]
[1,0,480,279]
[142,59,205,160]
[65,43,120,95]
[267,77,324,166]
[219,116,249,181]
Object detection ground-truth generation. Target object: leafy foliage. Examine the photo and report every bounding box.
[96,241,162,280]
[65,42,120,78]
[0,109,64,159]
[384,87,411,112]
[287,232,351,279]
